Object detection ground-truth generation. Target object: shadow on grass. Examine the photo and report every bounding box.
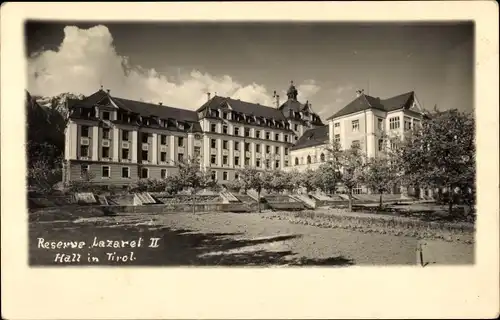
[29,219,354,267]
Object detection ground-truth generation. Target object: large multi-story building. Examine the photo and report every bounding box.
[62,82,324,186]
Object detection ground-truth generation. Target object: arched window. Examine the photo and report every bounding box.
[320,153,325,162]
[294,157,299,166]
[307,155,312,164]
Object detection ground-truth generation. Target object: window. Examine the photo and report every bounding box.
[223,172,228,180]
[265,132,270,140]
[285,148,289,155]
[256,159,261,167]
[244,143,250,152]
[390,141,398,150]
[256,145,261,153]
[285,160,289,167]
[121,167,130,178]
[235,173,239,180]
[194,134,201,140]
[81,125,90,137]
[266,146,270,153]
[275,146,279,154]
[235,156,240,166]
[161,169,167,179]
[351,140,360,149]
[275,160,280,168]
[122,148,129,159]
[102,146,110,158]
[80,164,89,176]
[275,133,279,141]
[223,140,228,149]
[244,157,250,166]
[378,139,384,152]
[102,166,110,178]
[211,155,216,165]
[265,160,270,169]
[160,152,167,162]
[103,111,110,120]
[307,155,312,164]
[142,150,149,161]
[223,155,228,165]
[142,133,149,143]
[223,112,228,119]
[295,136,298,141]
[334,134,340,143]
[256,130,261,139]
[141,168,149,179]
[413,119,421,128]
[161,135,167,145]
[295,157,299,165]
[234,141,239,151]
[211,123,217,132]
[377,118,384,130]
[177,153,184,163]
[80,145,89,157]
[352,119,359,132]
[404,117,412,131]
[234,127,240,136]
[194,146,201,157]
[389,117,400,130]
[223,125,228,134]
[211,139,217,148]
[211,171,216,180]
[284,135,288,142]
[122,130,129,141]
[178,137,184,147]
[334,122,340,128]
[102,128,110,139]
[294,124,298,131]
[320,153,325,162]
[244,128,250,137]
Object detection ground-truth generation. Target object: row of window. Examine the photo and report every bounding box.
[81,164,167,179]
[79,145,201,162]
[204,108,291,131]
[210,124,295,142]
[293,153,327,166]
[210,139,289,154]
[208,154,289,168]
[334,116,409,132]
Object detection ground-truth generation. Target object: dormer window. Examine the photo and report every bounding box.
[102,111,110,120]
[178,122,185,130]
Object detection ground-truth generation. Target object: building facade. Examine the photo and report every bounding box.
[63,82,324,186]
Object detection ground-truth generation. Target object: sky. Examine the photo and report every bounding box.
[25,21,474,119]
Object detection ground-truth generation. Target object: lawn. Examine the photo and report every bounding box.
[29,204,474,266]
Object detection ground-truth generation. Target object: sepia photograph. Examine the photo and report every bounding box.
[25,20,476,266]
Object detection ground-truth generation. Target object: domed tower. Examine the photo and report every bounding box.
[286,81,298,100]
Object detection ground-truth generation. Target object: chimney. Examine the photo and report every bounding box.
[106,89,110,94]
[356,89,364,97]
[100,85,104,90]
[273,90,280,109]
[207,92,211,101]
[159,102,163,106]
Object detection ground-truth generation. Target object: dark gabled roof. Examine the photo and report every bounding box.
[290,125,329,150]
[111,97,199,123]
[326,91,416,120]
[197,95,287,121]
[69,89,108,109]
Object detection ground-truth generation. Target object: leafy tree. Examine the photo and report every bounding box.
[299,169,317,194]
[326,140,364,211]
[360,154,398,209]
[262,169,289,194]
[176,158,219,214]
[237,167,265,212]
[394,109,475,215]
[28,159,62,194]
[314,163,340,195]
[164,175,184,195]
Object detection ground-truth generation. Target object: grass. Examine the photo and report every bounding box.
[263,208,475,244]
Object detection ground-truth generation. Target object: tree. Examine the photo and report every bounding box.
[176,158,219,214]
[394,109,475,215]
[262,169,289,194]
[237,167,265,212]
[28,159,62,194]
[299,169,317,194]
[360,154,398,209]
[164,174,184,195]
[314,163,339,195]
[325,140,364,211]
